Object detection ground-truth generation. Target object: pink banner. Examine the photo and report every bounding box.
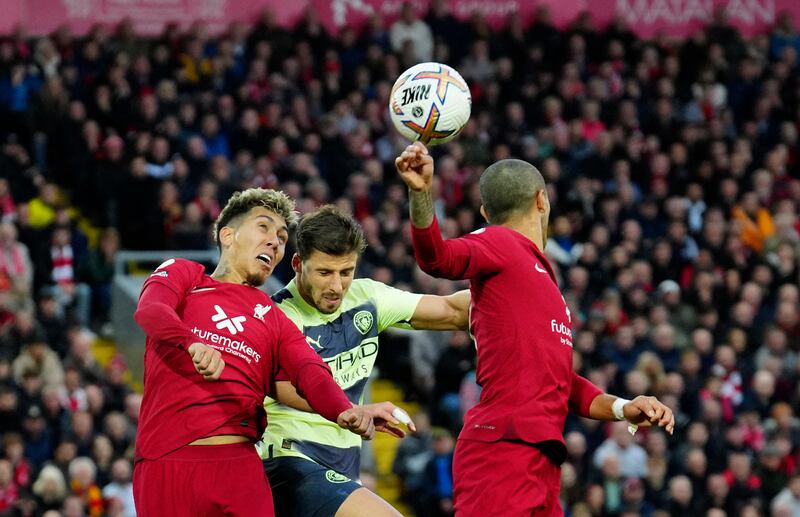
[3,0,799,40]
[11,0,309,36]
[611,0,793,38]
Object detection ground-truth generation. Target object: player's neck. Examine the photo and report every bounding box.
[501,216,545,251]
[211,259,246,285]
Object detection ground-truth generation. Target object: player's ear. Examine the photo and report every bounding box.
[291,253,302,273]
[536,189,548,213]
[218,226,234,249]
[479,205,490,224]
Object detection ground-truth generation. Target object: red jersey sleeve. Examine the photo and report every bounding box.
[134,259,205,351]
[568,372,603,418]
[272,308,352,422]
[411,218,504,280]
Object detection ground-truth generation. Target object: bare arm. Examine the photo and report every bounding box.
[275,380,313,412]
[275,381,415,437]
[408,291,470,331]
[409,189,435,229]
[396,142,435,229]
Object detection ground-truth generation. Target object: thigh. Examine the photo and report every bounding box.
[453,440,561,517]
[265,457,361,517]
[335,487,403,517]
[211,450,274,516]
[134,459,198,517]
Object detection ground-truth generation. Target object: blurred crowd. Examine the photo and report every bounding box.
[1,2,800,516]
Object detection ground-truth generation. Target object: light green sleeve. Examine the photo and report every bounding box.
[365,279,423,332]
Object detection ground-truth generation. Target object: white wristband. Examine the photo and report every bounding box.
[612,398,629,421]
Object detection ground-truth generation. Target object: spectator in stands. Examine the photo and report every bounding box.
[67,456,102,517]
[420,427,455,517]
[36,224,91,326]
[102,458,135,517]
[77,228,119,327]
[0,221,33,313]
[390,3,433,63]
[0,9,796,516]
[31,464,68,513]
[593,421,649,479]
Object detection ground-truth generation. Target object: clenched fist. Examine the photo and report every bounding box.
[188,342,225,381]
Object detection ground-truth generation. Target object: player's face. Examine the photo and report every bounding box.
[294,250,358,314]
[224,207,288,286]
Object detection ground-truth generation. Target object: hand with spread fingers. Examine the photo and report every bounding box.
[187,342,225,381]
[623,395,675,435]
[362,401,417,439]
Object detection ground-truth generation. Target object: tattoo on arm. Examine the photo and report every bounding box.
[409,189,434,228]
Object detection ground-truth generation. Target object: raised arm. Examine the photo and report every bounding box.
[569,372,675,434]
[396,142,502,280]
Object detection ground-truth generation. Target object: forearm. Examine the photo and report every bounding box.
[275,380,314,412]
[292,362,352,422]
[409,188,434,229]
[586,394,623,421]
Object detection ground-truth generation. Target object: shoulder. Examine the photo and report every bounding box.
[464,225,511,242]
[150,258,206,277]
[347,278,401,305]
[143,258,207,292]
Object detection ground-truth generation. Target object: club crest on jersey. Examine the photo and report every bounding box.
[211,305,246,335]
[353,311,373,335]
[253,304,271,321]
[325,470,350,483]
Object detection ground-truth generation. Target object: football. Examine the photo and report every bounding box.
[389,62,471,146]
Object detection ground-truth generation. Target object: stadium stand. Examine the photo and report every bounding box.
[0,4,799,516]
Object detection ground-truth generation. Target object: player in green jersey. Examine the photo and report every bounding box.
[259,205,469,517]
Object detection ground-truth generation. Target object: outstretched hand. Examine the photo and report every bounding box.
[623,396,675,435]
[395,142,434,192]
[363,401,417,439]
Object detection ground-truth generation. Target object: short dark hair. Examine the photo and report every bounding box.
[296,205,366,258]
[214,189,296,250]
[479,159,545,224]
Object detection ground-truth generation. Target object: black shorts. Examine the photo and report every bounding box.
[264,456,361,517]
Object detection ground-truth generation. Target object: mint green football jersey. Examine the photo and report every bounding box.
[257,278,422,480]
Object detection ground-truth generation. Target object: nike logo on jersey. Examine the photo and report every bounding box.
[211,305,246,335]
[191,287,217,293]
[534,263,547,274]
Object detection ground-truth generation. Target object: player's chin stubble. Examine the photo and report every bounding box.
[244,272,266,287]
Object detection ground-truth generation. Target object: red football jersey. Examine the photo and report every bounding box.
[412,220,601,450]
[134,258,351,460]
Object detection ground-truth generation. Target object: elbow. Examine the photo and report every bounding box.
[417,259,451,279]
[134,304,158,331]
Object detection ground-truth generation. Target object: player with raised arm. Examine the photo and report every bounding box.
[132,189,385,517]
[259,205,470,517]
[396,142,675,516]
